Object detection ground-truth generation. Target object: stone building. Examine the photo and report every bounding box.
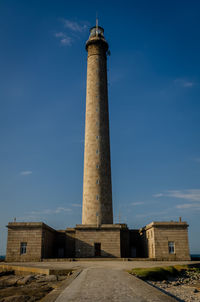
[140,221,190,260]
[6,25,190,262]
[6,220,190,261]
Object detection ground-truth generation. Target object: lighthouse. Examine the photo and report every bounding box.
[82,25,113,225]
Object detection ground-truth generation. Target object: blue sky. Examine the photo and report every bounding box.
[1,0,200,255]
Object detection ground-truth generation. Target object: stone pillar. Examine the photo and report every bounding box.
[82,26,113,225]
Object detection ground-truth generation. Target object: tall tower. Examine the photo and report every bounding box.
[82,25,113,225]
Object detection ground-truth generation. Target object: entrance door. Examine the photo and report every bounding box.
[131,246,136,258]
[58,247,64,258]
[94,243,101,257]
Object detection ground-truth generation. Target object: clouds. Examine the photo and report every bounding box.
[176,203,200,210]
[174,78,197,88]
[54,19,89,46]
[169,190,200,202]
[131,202,145,206]
[154,189,200,202]
[128,189,200,221]
[136,210,169,219]
[30,207,72,216]
[183,82,195,87]
[54,32,72,46]
[63,20,87,32]
[20,171,32,176]
[153,193,164,198]
[71,203,81,208]
[194,158,200,163]
[153,189,200,211]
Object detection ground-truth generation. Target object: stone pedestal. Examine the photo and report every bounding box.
[75,224,129,258]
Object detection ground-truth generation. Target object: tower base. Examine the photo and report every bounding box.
[75,224,129,258]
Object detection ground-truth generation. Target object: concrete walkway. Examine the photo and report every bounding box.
[55,267,177,302]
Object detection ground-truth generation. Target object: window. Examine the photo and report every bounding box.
[96,150,99,154]
[96,179,99,184]
[96,107,99,112]
[96,164,99,169]
[96,195,99,200]
[20,242,27,255]
[168,241,175,254]
[96,136,99,140]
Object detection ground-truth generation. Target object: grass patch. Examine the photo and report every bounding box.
[128,265,190,281]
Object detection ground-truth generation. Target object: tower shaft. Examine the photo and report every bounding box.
[82,27,113,225]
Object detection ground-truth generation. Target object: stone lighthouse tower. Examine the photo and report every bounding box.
[82,25,113,225]
[5,24,191,262]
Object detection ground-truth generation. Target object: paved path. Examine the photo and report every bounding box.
[55,267,177,302]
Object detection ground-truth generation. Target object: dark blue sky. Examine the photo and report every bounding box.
[1,0,200,254]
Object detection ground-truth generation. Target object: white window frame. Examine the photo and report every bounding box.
[20,242,27,255]
[168,241,175,254]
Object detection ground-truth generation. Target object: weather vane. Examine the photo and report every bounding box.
[96,12,98,36]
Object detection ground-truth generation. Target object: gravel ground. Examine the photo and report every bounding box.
[147,270,200,302]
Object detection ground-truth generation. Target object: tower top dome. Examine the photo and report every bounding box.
[89,26,104,38]
[86,25,108,52]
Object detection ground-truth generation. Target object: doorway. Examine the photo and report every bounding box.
[94,242,101,256]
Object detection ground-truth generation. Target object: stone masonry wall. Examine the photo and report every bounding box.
[145,228,155,258]
[82,34,113,225]
[120,229,130,257]
[75,226,121,257]
[144,222,190,260]
[154,226,190,260]
[6,223,43,262]
[42,227,56,259]
[65,228,75,258]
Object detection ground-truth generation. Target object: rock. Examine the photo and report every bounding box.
[36,275,57,282]
[0,276,23,287]
[35,274,45,278]
[193,288,199,293]
[17,275,35,285]
[0,295,30,302]
[57,276,67,281]
[174,282,180,286]
[168,277,175,282]
[0,271,14,277]
[0,276,11,286]
[4,276,23,286]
